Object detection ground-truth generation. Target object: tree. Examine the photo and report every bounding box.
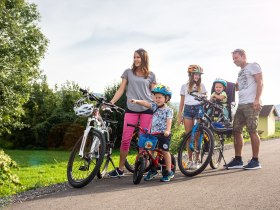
[3,80,81,149]
[0,0,48,134]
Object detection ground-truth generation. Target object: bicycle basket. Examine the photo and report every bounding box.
[138,134,158,150]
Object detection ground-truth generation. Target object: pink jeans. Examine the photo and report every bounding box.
[120,112,153,151]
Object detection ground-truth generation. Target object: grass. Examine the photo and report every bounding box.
[1,149,127,197]
[1,150,69,197]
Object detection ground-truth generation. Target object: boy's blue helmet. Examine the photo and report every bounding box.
[152,84,172,101]
[214,78,227,89]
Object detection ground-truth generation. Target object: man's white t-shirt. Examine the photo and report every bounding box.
[237,62,262,104]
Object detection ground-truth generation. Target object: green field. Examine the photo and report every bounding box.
[1,150,122,197]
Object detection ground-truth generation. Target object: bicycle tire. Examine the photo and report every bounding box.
[67,129,106,188]
[124,133,139,173]
[171,154,177,174]
[97,156,110,179]
[125,149,151,173]
[133,156,146,185]
[177,126,214,177]
[209,133,224,169]
[97,131,114,179]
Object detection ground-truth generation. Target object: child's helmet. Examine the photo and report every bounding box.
[152,84,172,101]
[188,65,204,75]
[213,78,227,89]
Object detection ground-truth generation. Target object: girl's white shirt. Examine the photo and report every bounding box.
[180,82,207,105]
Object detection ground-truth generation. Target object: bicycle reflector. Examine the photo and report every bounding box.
[138,134,158,150]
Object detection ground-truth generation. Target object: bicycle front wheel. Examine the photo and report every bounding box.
[133,156,147,185]
[177,126,214,177]
[67,129,106,188]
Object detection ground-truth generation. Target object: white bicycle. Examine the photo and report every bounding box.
[67,88,124,188]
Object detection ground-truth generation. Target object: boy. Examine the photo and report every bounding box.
[130,84,174,182]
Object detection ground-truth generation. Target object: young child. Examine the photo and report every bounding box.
[177,65,207,170]
[209,78,229,122]
[130,84,174,182]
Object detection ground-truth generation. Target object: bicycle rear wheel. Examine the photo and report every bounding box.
[97,155,110,179]
[177,126,214,177]
[210,133,224,169]
[67,129,106,188]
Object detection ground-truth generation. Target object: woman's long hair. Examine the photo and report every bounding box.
[132,48,150,78]
[188,74,202,93]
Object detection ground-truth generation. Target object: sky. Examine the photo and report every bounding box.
[28,0,280,104]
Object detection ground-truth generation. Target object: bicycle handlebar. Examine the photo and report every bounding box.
[189,91,223,111]
[127,123,162,136]
[78,88,125,114]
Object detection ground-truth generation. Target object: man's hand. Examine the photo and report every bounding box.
[253,98,261,111]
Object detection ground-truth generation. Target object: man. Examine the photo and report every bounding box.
[226,49,263,170]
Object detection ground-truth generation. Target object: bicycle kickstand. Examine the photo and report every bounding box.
[108,157,122,179]
[220,150,229,170]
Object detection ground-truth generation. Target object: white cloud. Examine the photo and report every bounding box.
[29,0,280,105]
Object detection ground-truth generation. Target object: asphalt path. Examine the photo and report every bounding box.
[4,139,280,210]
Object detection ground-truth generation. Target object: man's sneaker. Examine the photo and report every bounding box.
[108,167,124,177]
[160,171,174,182]
[224,158,244,169]
[144,170,158,181]
[243,159,262,170]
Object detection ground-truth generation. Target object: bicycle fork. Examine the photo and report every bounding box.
[189,122,204,152]
[79,126,100,159]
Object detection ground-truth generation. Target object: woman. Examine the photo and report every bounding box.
[108,48,157,177]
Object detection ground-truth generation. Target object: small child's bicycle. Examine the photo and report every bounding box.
[127,124,176,184]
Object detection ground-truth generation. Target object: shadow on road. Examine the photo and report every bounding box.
[43,167,246,201]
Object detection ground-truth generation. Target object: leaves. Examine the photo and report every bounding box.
[0,0,48,134]
[0,150,20,189]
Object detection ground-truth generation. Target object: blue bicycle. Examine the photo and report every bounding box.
[177,93,215,177]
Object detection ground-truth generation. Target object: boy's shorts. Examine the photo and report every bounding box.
[157,134,171,151]
[233,103,261,133]
[183,104,204,120]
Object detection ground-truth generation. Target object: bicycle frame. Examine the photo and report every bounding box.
[138,148,169,171]
[78,108,104,158]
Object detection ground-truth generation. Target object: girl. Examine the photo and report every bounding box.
[108,48,157,177]
[177,65,207,170]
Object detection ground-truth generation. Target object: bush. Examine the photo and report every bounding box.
[0,150,21,196]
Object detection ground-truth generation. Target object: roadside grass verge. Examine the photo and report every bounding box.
[1,150,121,197]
